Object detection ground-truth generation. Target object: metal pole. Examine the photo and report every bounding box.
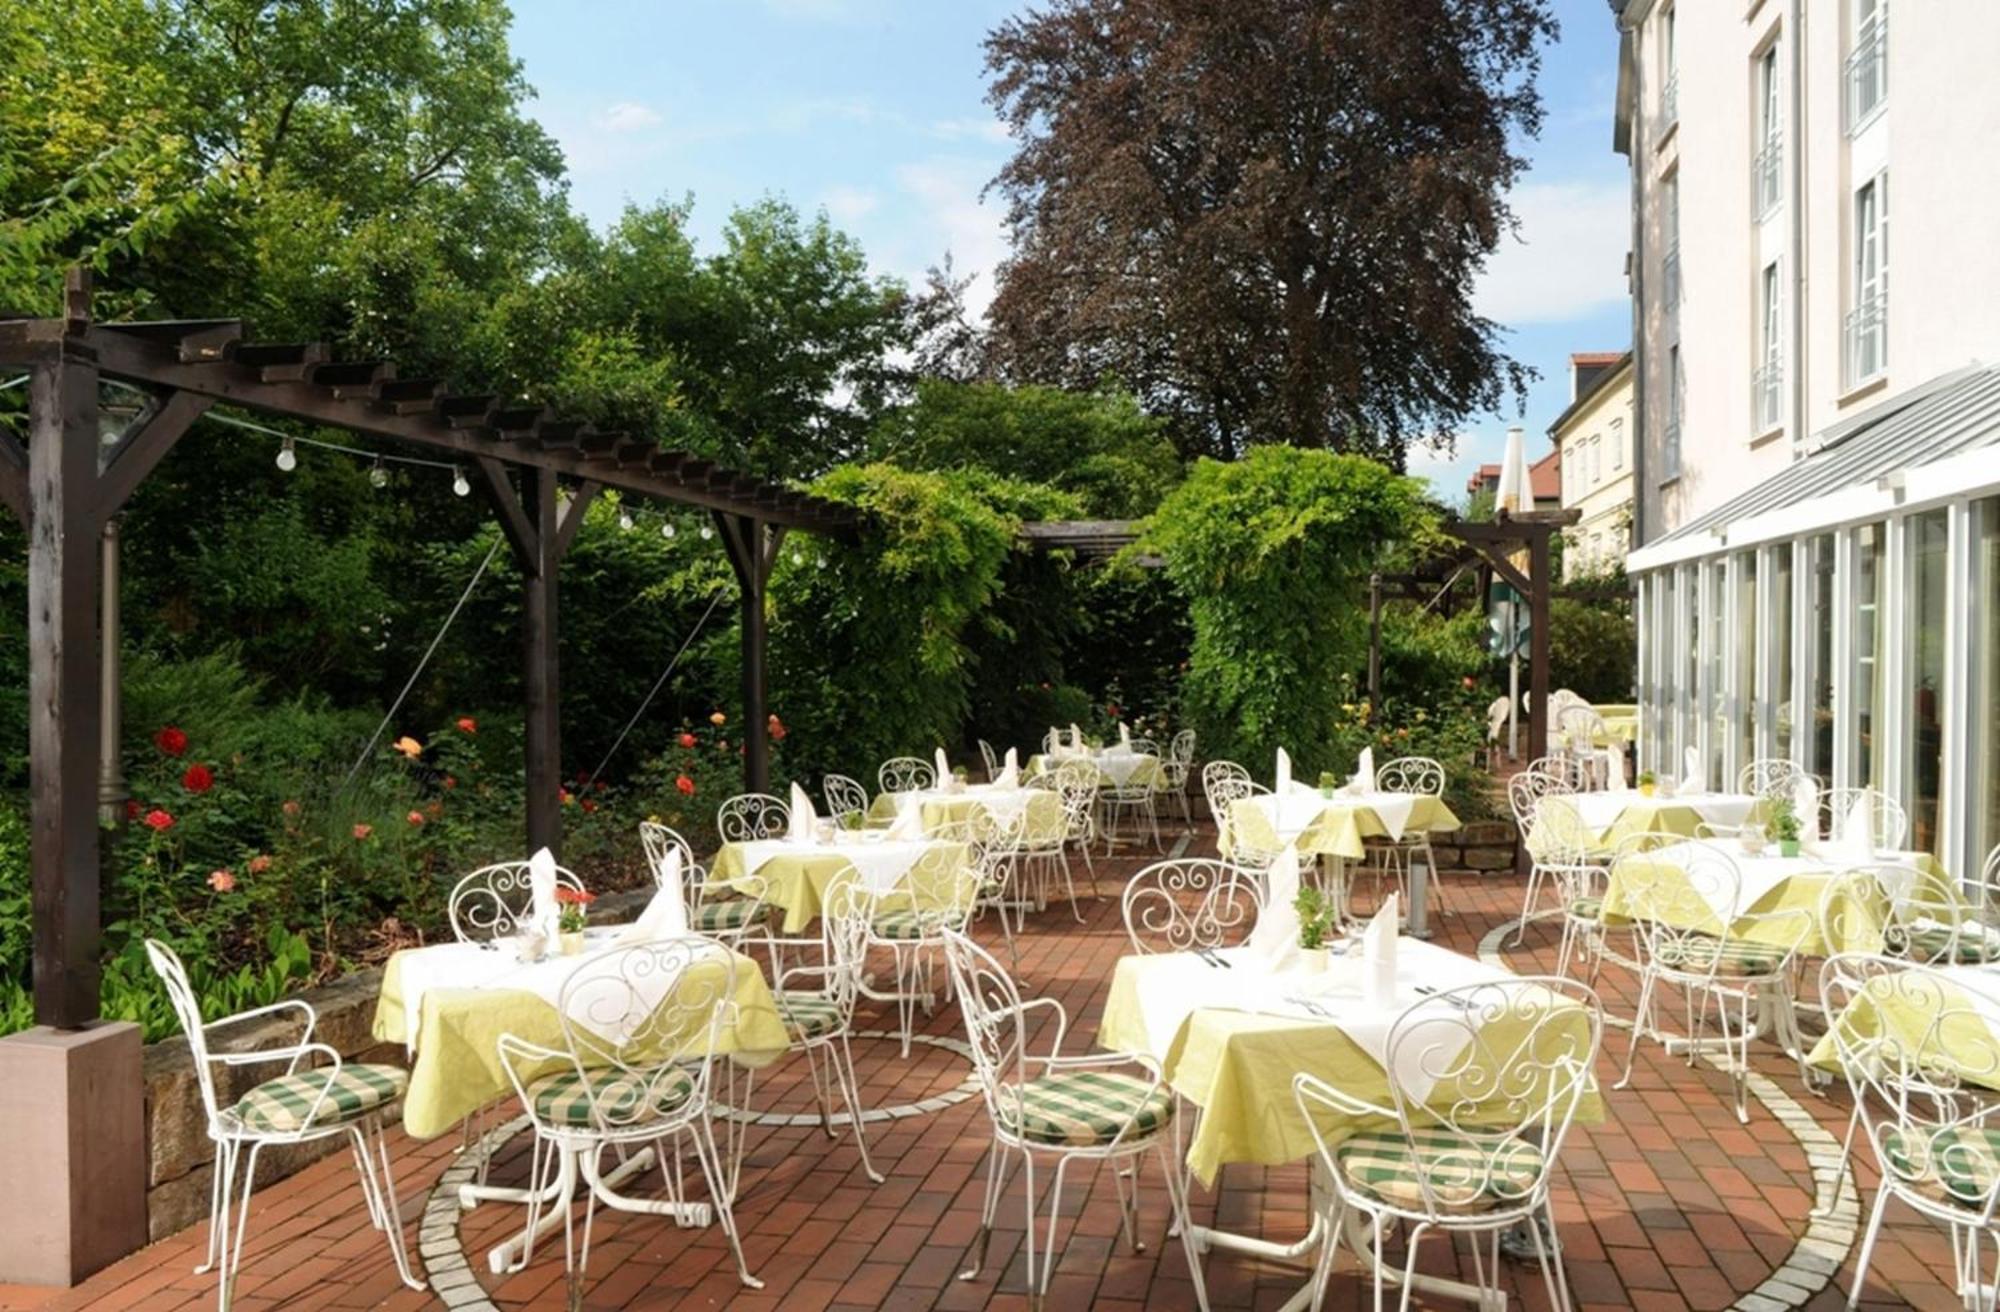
[1367,572,1382,705]
[96,516,127,828]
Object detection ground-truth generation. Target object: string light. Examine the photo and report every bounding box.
[368,457,388,489]
[618,507,635,531]
[451,466,471,497]
[699,524,713,541]
[275,437,297,472]
[661,520,676,539]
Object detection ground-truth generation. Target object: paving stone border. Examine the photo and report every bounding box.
[417,1029,981,1309]
[1479,914,1860,1312]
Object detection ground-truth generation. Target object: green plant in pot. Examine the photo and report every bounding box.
[1637,771,1656,798]
[1318,770,1338,798]
[1294,886,1343,965]
[1769,796,1802,857]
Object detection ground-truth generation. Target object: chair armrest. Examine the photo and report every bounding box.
[1293,1070,1395,1123]
[204,998,318,1047]
[1012,995,1071,1061]
[208,1040,341,1084]
[774,963,835,993]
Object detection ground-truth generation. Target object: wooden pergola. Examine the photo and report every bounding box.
[0,271,856,1032]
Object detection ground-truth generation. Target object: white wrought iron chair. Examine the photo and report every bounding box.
[1203,761,1276,870]
[1738,758,1810,803]
[1294,976,1602,1312]
[1820,954,2000,1309]
[1523,753,1585,792]
[857,837,985,1058]
[1039,761,1099,905]
[1366,754,1447,910]
[1611,839,1816,1122]
[1159,729,1198,831]
[978,737,1001,782]
[640,820,771,947]
[1121,858,1266,956]
[496,938,760,1297]
[770,877,886,1182]
[448,859,584,943]
[878,755,936,795]
[716,791,790,843]
[964,802,1036,956]
[1556,704,1610,786]
[1097,735,1163,854]
[1524,796,1618,984]
[822,772,871,829]
[1508,768,1579,946]
[940,928,1208,1312]
[145,939,423,1311]
[1484,694,1513,766]
[1820,786,1910,851]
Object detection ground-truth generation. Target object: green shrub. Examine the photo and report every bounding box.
[1548,597,1637,704]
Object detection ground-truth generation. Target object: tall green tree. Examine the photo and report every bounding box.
[983,0,1554,464]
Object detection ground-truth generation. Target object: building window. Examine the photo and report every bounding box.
[1754,46,1783,219]
[1846,0,1888,133]
[1907,508,1948,857]
[1734,552,1759,778]
[1590,435,1602,485]
[1973,499,2000,870]
[1659,6,1679,134]
[1662,346,1684,482]
[1661,175,1682,309]
[1806,532,1835,778]
[1611,417,1625,471]
[1847,174,1889,387]
[1771,542,1794,760]
[1755,261,1783,431]
[1853,522,1886,790]
[1705,559,1729,786]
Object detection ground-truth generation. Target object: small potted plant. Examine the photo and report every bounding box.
[1769,796,1802,857]
[1317,771,1338,798]
[1637,771,1657,799]
[554,886,595,955]
[1294,886,1341,972]
[951,764,970,793]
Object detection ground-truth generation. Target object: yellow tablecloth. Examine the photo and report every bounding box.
[710,839,972,934]
[1600,844,1949,957]
[864,788,1067,844]
[1026,752,1165,789]
[1808,965,2000,1086]
[1097,953,1603,1187]
[1224,794,1461,862]
[1559,793,1772,854]
[1593,705,1639,746]
[372,944,788,1140]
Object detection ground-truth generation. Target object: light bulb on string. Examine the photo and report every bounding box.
[791,550,804,566]
[661,520,676,539]
[699,524,713,541]
[618,507,635,531]
[816,555,827,570]
[275,438,297,472]
[451,466,471,497]
[368,457,388,489]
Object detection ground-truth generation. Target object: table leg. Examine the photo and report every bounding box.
[1407,852,1433,939]
[467,1145,673,1274]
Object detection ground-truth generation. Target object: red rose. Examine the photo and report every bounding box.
[553,887,596,906]
[206,869,235,893]
[181,764,214,794]
[352,823,372,841]
[678,732,697,749]
[456,716,477,734]
[580,798,597,813]
[281,799,301,817]
[143,809,175,831]
[154,726,188,757]
[125,799,141,821]
[560,789,574,806]
[443,775,457,790]
[675,775,695,796]
[406,810,424,827]
[247,854,272,874]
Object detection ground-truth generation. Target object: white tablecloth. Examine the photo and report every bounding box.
[1248,789,1422,843]
[733,835,936,893]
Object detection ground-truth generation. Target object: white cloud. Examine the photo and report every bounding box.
[929,116,1011,145]
[894,157,1010,319]
[596,101,664,134]
[1474,179,1631,326]
[822,184,881,223]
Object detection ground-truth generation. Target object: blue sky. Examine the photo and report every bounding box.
[509,0,1632,505]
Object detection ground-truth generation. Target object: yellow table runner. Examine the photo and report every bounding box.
[710,839,972,934]
[372,944,788,1140]
[1224,794,1461,862]
[1097,952,1603,1187]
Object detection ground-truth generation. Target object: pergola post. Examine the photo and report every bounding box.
[522,467,562,853]
[714,512,785,794]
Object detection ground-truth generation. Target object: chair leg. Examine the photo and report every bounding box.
[961,1141,1009,1281]
[1847,1183,1892,1308]
[831,1034,886,1184]
[219,1139,265,1312]
[1615,969,1658,1091]
[1533,1199,1575,1312]
[1019,1152,1040,1308]
[1156,1143,1212,1312]
[354,1119,425,1290]
[1512,866,1545,946]
[692,1114,765,1289]
[1036,1155,1075,1304]
[197,1138,233,1275]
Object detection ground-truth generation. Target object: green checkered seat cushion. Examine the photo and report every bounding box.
[694,897,769,934]
[871,908,966,940]
[525,1067,693,1128]
[1653,934,1783,976]
[1883,1125,2000,1208]
[775,991,845,1040]
[1335,1128,1545,1215]
[998,1070,1174,1148]
[1567,896,1604,920]
[1901,925,1999,965]
[234,1063,408,1133]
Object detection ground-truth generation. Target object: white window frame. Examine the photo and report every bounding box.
[1847,173,1890,388]
[1846,0,1888,134]
[1611,417,1625,471]
[1756,261,1784,432]
[1662,346,1684,482]
[1754,45,1783,220]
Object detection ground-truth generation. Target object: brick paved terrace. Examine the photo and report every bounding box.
[0,826,1962,1311]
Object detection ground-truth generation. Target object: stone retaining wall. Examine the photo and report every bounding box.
[1427,818,1522,875]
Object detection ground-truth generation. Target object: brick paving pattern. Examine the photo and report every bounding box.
[0,824,1963,1310]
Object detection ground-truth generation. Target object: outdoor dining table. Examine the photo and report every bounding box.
[370,929,789,1271]
[1544,788,1770,853]
[1599,838,1951,957]
[1026,747,1164,788]
[862,782,1066,843]
[1809,962,2000,1090]
[1591,704,1639,746]
[1223,789,1461,935]
[709,834,972,933]
[1098,937,1602,1311]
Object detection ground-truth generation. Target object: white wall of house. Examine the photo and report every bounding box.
[1552,360,1635,580]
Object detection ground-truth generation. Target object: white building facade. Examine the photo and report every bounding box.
[1549,352,1635,580]
[1611,0,2000,874]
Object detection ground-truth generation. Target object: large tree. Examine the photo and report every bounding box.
[982,0,1555,464]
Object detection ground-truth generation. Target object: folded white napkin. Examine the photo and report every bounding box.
[1246,846,1302,970]
[887,796,927,839]
[619,848,690,944]
[788,781,817,841]
[1680,746,1703,796]
[1841,794,1876,857]
[1069,723,1084,750]
[996,747,1019,789]
[934,746,952,784]
[1363,892,1398,1006]
[1118,722,1133,749]
[1275,746,1293,797]
[1794,776,1821,841]
[1598,748,1627,790]
[1354,746,1376,793]
[529,846,559,936]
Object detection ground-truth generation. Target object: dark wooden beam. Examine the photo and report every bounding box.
[98,319,242,363]
[27,291,103,1027]
[474,457,537,567]
[714,511,775,793]
[314,361,396,399]
[553,480,601,559]
[95,390,214,523]
[231,342,327,383]
[0,428,26,528]
[436,395,497,429]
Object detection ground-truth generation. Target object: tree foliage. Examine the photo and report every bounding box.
[1139,447,1437,775]
[982,0,1554,462]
